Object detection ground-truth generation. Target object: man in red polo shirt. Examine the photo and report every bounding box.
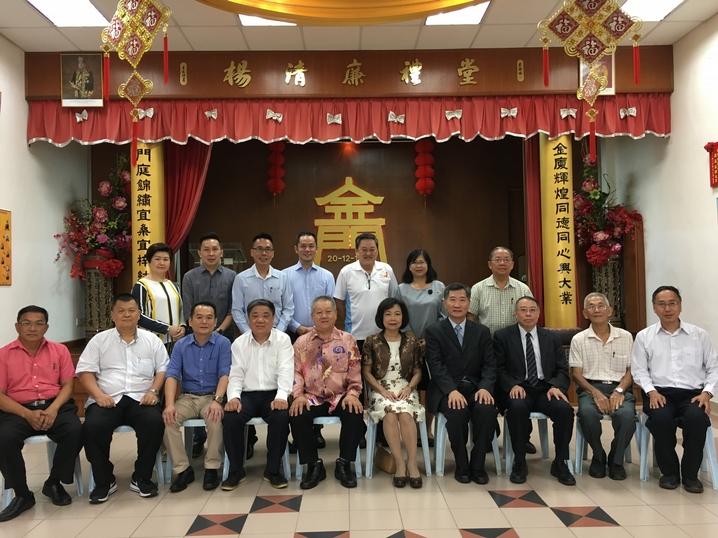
[0,305,82,522]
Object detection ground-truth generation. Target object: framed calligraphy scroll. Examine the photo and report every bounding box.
[0,209,11,286]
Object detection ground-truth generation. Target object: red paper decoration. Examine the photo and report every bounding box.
[266,142,286,196]
[706,142,718,188]
[414,139,436,197]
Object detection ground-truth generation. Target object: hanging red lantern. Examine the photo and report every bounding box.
[415,177,435,196]
[414,139,436,198]
[266,142,286,197]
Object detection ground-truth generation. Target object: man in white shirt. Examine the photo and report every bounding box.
[221,299,293,490]
[76,293,168,504]
[334,232,398,350]
[631,285,718,494]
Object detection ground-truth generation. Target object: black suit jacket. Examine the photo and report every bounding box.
[494,324,570,394]
[424,317,495,413]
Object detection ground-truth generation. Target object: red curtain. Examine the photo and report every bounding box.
[164,139,212,251]
[523,136,544,325]
[27,94,671,147]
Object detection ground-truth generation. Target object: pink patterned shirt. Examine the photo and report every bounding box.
[292,327,362,412]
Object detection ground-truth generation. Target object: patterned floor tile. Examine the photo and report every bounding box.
[550,506,619,527]
[387,532,427,538]
[460,529,519,538]
[185,513,247,535]
[294,532,350,538]
[488,490,547,508]
[251,494,303,513]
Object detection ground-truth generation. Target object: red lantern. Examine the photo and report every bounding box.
[414,139,436,198]
[415,177,435,196]
[266,142,286,197]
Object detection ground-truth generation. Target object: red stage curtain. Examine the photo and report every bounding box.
[523,136,544,325]
[164,139,212,251]
[27,94,671,147]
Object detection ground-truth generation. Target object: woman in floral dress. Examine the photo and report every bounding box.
[362,297,425,488]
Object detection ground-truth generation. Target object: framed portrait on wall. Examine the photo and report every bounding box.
[0,209,10,286]
[61,53,103,107]
[579,54,615,96]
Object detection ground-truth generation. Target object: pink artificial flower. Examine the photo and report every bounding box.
[96,233,109,244]
[582,178,598,192]
[112,196,128,210]
[120,170,131,183]
[610,242,622,254]
[98,181,112,197]
[593,231,610,243]
[92,207,108,222]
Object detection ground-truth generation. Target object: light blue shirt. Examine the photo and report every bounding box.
[231,265,294,334]
[282,261,335,332]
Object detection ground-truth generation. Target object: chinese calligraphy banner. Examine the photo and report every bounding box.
[131,142,166,279]
[539,134,578,328]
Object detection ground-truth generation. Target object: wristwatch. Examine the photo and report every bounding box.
[149,388,159,395]
[214,395,225,404]
[613,387,624,394]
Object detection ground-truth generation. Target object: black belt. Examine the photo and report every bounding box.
[588,380,619,385]
[23,398,53,409]
[186,391,215,397]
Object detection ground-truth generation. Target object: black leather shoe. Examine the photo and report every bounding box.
[589,455,607,478]
[0,492,35,522]
[550,460,576,486]
[683,478,704,493]
[608,463,627,481]
[659,474,679,490]
[246,439,256,460]
[392,475,408,488]
[221,471,246,491]
[525,441,537,455]
[510,460,527,484]
[170,467,195,493]
[315,432,326,449]
[42,480,71,506]
[454,470,471,484]
[300,459,326,490]
[264,470,288,489]
[335,458,357,488]
[471,469,489,485]
[203,469,220,491]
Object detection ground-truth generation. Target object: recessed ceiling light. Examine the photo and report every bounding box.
[27,0,108,27]
[621,0,685,22]
[239,14,295,27]
[426,3,490,26]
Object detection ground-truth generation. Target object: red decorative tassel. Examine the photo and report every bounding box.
[163,33,169,85]
[103,52,110,103]
[131,119,138,167]
[542,46,550,87]
[589,121,597,163]
[632,42,640,85]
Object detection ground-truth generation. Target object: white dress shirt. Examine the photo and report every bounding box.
[631,321,718,395]
[227,328,294,401]
[518,325,544,380]
[75,328,169,406]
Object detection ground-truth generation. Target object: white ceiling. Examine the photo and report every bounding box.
[0,0,717,52]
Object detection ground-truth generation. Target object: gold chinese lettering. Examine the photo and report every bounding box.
[457,58,479,85]
[223,59,252,88]
[285,60,307,87]
[342,58,365,86]
[400,59,422,85]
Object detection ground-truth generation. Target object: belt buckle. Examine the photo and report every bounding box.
[601,381,614,385]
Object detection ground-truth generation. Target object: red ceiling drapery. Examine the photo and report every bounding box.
[27,93,670,147]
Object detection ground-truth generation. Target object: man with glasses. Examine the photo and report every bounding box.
[0,306,83,521]
[231,232,294,457]
[632,285,718,493]
[570,292,634,480]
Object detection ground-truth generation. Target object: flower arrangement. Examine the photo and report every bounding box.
[574,154,642,267]
[55,155,132,279]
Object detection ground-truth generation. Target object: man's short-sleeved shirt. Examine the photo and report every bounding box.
[75,328,169,407]
[0,338,75,404]
[469,275,532,335]
[333,260,398,340]
[569,324,633,382]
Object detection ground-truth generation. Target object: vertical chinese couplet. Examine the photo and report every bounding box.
[539,134,578,328]
[131,142,166,280]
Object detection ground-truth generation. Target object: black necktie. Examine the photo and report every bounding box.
[525,332,538,386]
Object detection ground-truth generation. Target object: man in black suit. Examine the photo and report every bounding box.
[494,296,575,486]
[425,282,497,484]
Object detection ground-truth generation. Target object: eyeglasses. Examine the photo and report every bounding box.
[586,304,608,312]
[491,258,513,263]
[252,247,274,253]
[19,321,47,328]
[655,301,680,309]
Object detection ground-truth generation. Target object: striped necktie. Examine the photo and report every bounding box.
[525,332,538,386]
[455,323,464,346]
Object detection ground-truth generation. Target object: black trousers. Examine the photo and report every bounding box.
[503,385,574,463]
[222,390,289,475]
[0,401,82,494]
[83,395,164,487]
[290,399,366,465]
[643,387,710,480]
[438,393,498,474]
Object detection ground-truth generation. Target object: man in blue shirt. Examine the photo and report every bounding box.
[162,302,232,493]
[231,233,294,334]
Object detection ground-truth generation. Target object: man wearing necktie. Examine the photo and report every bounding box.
[494,296,575,486]
[425,283,497,485]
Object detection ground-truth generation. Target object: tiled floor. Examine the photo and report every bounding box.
[3,426,718,538]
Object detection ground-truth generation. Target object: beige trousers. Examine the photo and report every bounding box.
[164,393,224,475]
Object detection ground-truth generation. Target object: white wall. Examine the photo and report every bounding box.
[0,35,89,343]
[602,13,718,342]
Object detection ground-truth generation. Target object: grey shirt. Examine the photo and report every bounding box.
[397,281,445,339]
[181,264,237,326]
